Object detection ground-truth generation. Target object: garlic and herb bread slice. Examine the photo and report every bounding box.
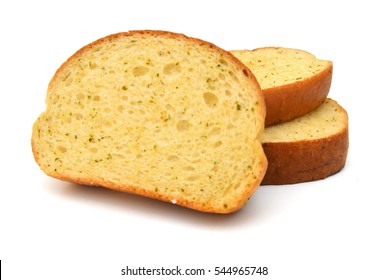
[32,30,267,213]
[261,98,348,185]
[231,47,332,126]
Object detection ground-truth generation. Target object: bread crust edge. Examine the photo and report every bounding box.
[261,117,349,185]
[230,47,333,127]
[264,61,333,126]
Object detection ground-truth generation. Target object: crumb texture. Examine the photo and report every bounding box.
[232,47,330,89]
[32,31,267,213]
[262,99,347,143]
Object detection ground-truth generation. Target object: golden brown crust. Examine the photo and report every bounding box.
[32,30,267,214]
[32,150,267,214]
[32,147,267,213]
[261,122,348,185]
[230,47,333,127]
[264,61,333,126]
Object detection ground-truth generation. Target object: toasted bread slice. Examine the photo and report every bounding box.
[261,98,348,185]
[32,30,267,213]
[231,47,333,126]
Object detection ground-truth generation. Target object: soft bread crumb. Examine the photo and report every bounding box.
[32,30,267,213]
[232,47,330,89]
[263,99,347,143]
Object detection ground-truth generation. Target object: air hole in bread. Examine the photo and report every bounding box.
[132,66,149,77]
[64,116,72,124]
[62,70,72,82]
[77,93,85,100]
[214,141,222,147]
[209,127,221,136]
[203,92,218,107]
[219,58,228,66]
[225,90,231,97]
[163,63,181,75]
[183,165,195,171]
[89,62,97,69]
[187,175,199,181]
[228,71,239,82]
[176,120,191,132]
[93,95,100,101]
[74,113,83,120]
[168,155,179,161]
[57,145,67,153]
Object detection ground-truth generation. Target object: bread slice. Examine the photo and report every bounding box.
[31,30,267,213]
[261,98,348,185]
[231,47,333,126]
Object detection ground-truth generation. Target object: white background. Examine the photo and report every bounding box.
[1,0,386,279]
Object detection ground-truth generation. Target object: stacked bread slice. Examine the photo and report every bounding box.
[261,98,348,185]
[232,47,348,185]
[231,47,333,127]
